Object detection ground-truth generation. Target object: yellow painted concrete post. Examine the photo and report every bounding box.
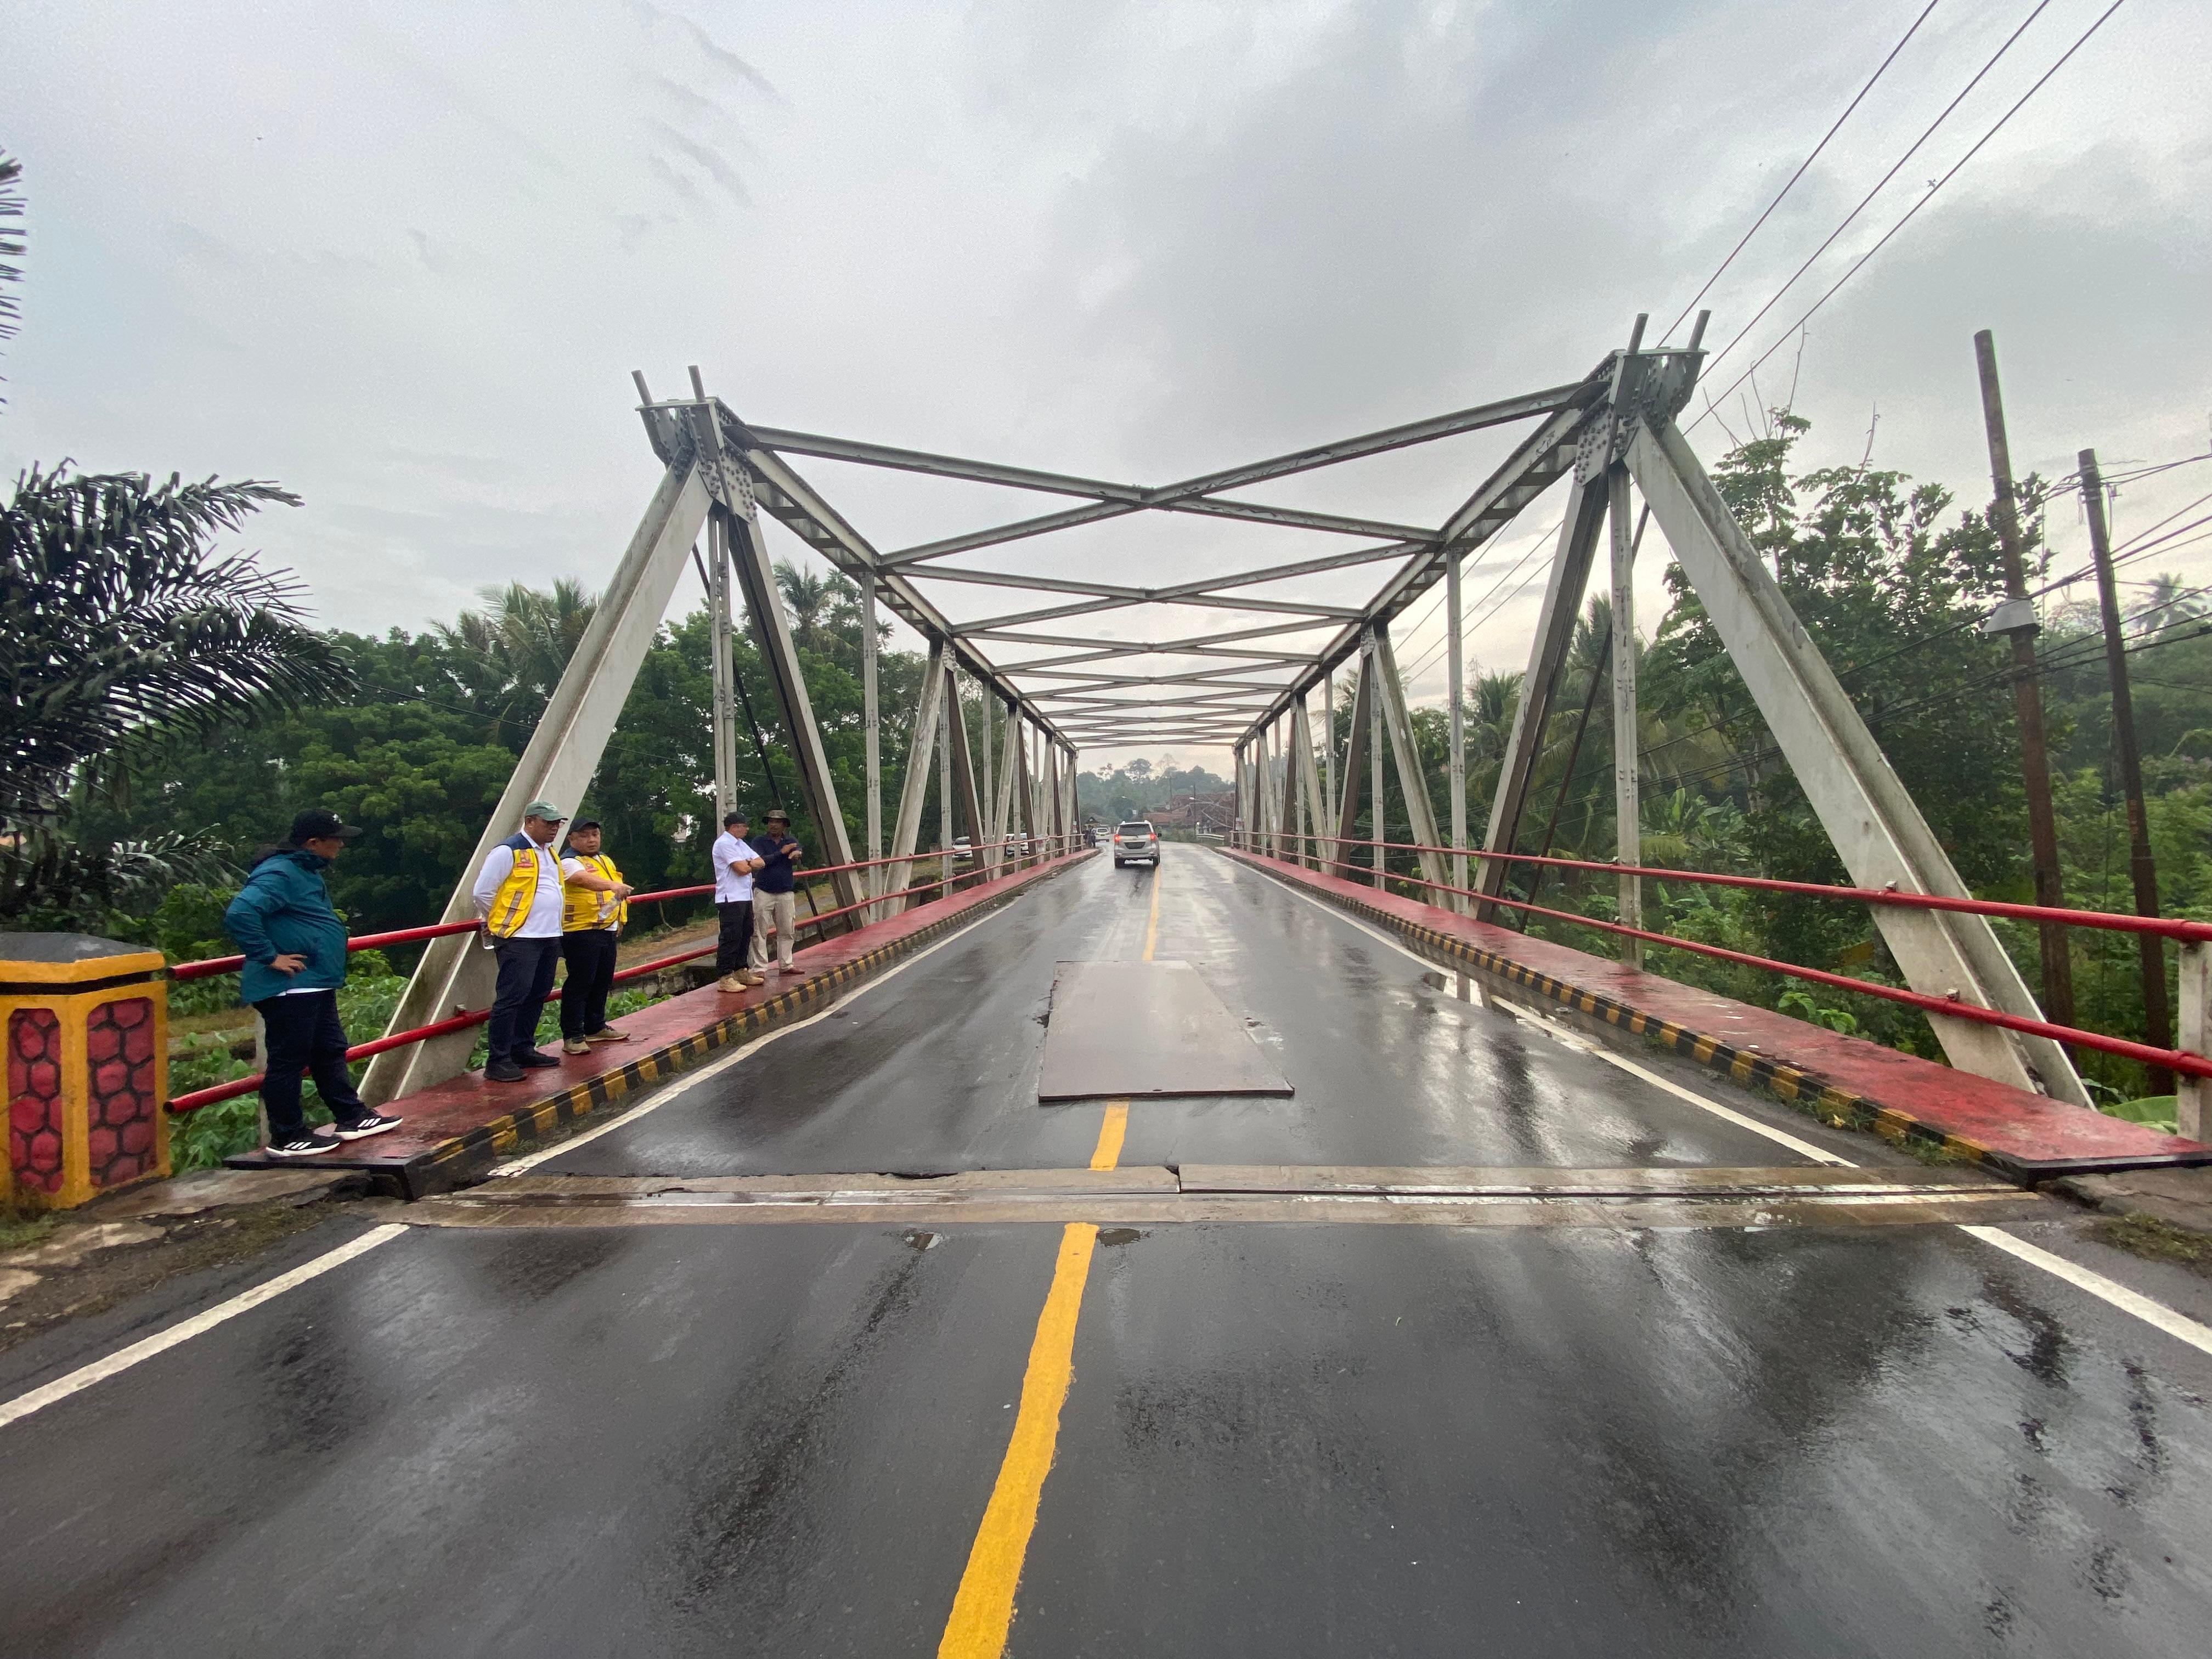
[2,934,170,1210]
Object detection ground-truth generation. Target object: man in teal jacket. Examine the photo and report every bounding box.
[223,809,403,1158]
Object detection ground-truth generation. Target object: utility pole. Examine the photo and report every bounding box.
[1973,330,2075,1037]
[2081,448,2174,1093]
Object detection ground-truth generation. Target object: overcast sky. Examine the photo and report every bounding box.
[5,0,2207,774]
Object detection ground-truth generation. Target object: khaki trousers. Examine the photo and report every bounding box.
[753,889,797,970]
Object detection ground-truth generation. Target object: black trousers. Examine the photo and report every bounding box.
[254,990,368,1141]
[488,936,561,1062]
[715,901,754,975]
[560,929,620,1039]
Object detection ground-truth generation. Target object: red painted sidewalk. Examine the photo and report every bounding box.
[228,850,1095,1197]
[1226,848,2211,1181]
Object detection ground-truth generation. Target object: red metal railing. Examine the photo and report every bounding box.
[1227,830,2212,1083]
[167,836,1085,1113]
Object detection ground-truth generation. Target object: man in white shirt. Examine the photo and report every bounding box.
[711,808,766,993]
[471,799,571,1081]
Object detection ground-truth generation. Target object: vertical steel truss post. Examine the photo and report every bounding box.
[693,369,740,824]
[2181,946,2209,1142]
[1626,416,2090,1105]
[1367,628,1386,891]
[861,568,882,900]
[1265,725,1283,858]
[1322,670,1338,846]
[1608,462,1641,967]
[989,697,1016,867]
[1476,471,1609,915]
[886,639,947,913]
[725,494,865,917]
[1291,699,1326,871]
[707,514,738,821]
[938,663,955,896]
[1278,716,1300,864]
[979,676,996,873]
[1373,630,1447,893]
[944,663,986,856]
[1334,656,1374,867]
[1446,547,1467,917]
[362,456,713,1104]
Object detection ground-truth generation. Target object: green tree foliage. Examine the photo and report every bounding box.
[0,466,351,927]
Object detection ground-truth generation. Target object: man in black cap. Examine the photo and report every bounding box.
[223,808,404,1158]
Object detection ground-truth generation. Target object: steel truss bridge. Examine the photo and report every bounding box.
[360,316,2101,1115]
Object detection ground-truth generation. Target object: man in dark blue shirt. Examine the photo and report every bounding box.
[751,808,805,975]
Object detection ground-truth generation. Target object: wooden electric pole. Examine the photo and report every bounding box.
[1973,329,2076,1036]
[2080,448,2174,1093]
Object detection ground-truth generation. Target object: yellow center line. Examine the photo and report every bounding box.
[1142,862,1161,962]
[938,870,1161,1654]
[1090,1102,1128,1171]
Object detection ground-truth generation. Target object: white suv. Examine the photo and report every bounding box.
[1113,821,1160,867]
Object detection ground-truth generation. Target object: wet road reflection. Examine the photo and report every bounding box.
[0,849,2207,1656]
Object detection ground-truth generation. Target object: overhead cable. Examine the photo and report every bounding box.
[1658,0,1944,347]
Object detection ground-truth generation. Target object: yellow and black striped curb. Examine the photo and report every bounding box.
[390,853,1096,1197]
[1222,850,2006,1174]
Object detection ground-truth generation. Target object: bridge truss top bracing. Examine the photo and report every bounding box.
[699,367,1617,754]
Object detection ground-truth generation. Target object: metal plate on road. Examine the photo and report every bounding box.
[1037,961,1293,1102]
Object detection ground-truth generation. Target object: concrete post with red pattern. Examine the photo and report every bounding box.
[2,934,170,1209]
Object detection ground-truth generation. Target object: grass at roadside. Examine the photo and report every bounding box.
[2092,1213,2212,1278]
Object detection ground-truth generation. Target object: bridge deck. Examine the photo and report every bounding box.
[2,848,2209,1656]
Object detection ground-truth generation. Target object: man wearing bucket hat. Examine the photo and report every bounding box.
[471,798,571,1082]
[751,807,805,977]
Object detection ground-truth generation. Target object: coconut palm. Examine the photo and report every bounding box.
[774,560,836,654]
[0,465,349,920]
[432,578,597,741]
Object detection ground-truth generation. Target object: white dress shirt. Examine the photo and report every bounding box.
[712,833,758,902]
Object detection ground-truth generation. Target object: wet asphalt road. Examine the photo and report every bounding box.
[3,848,2210,1656]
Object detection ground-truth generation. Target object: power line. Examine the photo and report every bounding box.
[1692,0,2131,432]
[1659,0,1945,346]
[1695,0,2058,390]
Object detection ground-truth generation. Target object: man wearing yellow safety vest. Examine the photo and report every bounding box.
[471,800,628,1082]
[557,819,635,1056]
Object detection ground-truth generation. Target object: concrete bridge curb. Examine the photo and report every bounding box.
[1221,848,2212,1183]
[229,850,1098,1198]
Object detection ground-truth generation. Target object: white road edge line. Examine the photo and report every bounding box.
[1230,855,2212,1361]
[0,1223,409,1433]
[1960,1225,2212,1357]
[489,891,1030,1177]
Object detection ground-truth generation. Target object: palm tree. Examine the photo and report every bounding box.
[774,560,834,654]
[433,578,597,741]
[0,466,350,921]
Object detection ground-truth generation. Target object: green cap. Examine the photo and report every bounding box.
[522,799,565,820]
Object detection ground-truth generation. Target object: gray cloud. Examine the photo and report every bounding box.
[1,0,2204,771]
